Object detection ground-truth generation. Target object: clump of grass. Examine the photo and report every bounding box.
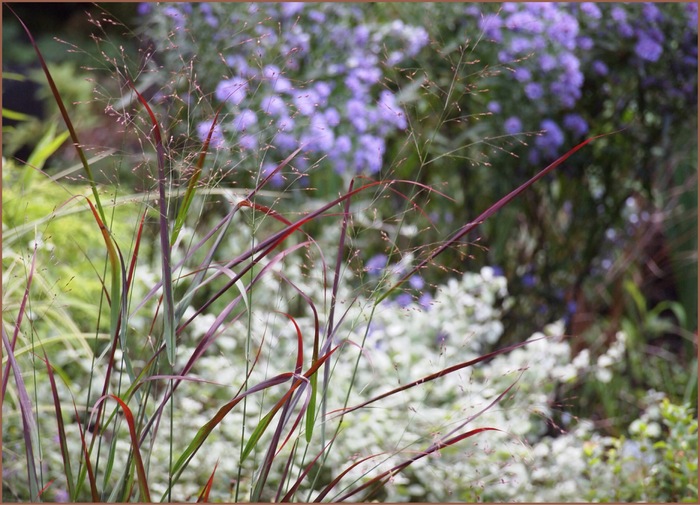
[3,6,614,502]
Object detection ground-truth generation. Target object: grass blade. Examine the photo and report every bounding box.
[126,79,176,366]
[379,132,618,302]
[171,103,226,246]
[2,326,41,500]
[103,395,151,502]
[330,336,542,418]
[196,460,219,503]
[2,244,36,398]
[40,351,75,499]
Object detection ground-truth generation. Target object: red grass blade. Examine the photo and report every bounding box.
[40,351,75,499]
[381,132,619,301]
[102,395,151,502]
[196,460,219,503]
[71,400,100,502]
[330,336,543,418]
[126,79,176,366]
[336,427,500,502]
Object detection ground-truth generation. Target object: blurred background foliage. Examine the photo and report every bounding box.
[3,1,696,437]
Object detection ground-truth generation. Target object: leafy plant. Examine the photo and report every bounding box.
[4,4,682,503]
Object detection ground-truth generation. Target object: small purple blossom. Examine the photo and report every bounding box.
[408,275,424,290]
[354,135,385,174]
[635,35,663,62]
[510,36,533,54]
[611,6,627,23]
[324,108,341,127]
[377,91,407,129]
[505,11,544,33]
[54,489,70,503]
[577,36,594,51]
[546,11,578,50]
[536,119,565,154]
[418,292,433,310]
[261,161,285,187]
[563,113,588,136]
[504,116,523,135]
[592,60,609,76]
[215,77,248,105]
[487,101,502,114]
[617,22,635,39]
[239,134,258,151]
[642,3,663,23]
[261,95,287,116]
[395,293,413,308]
[294,89,319,115]
[514,67,532,82]
[231,109,257,132]
[196,120,225,149]
[302,115,334,152]
[314,82,333,102]
[275,132,298,151]
[580,3,602,20]
[539,54,557,72]
[276,115,295,133]
[366,254,387,275]
[346,99,368,132]
[281,2,304,18]
[137,3,152,15]
[522,273,536,287]
[334,135,352,154]
[525,82,544,100]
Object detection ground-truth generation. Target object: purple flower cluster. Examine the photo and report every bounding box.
[467,2,697,162]
[144,3,428,183]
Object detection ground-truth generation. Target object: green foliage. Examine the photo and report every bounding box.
[584,397,698,502]
[2,160,146,335]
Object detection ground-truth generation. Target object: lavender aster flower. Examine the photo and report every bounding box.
[580,3,602,20]
[514,67,532,82]
[261,95,286,116]
[408,275,425,290]
[547,11,578,50]
[377,90,407,129]
[642,3,663,23]
[479,13,503,41]
[232,109,257,132]
[536,119,565,154]
[366,253,387,275]
[611,6,627,23]
[563,113,588,136]
[539,54,557,71]
[635,35,663,62]
[324,107,341,127]
[239,134,258,151]
[294,89,319,116]
[395,293,413,308]
[215,77,248,105]
[592,60,609,76]
[355,134,385,173]
[487,101,502,114]
[504,116,523,134]
[196,120,225,149]
[525,82,544,100]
